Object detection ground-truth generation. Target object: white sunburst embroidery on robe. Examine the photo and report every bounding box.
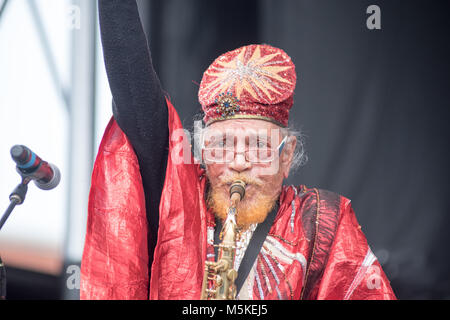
[254,266,265,300]
[237,236,307,300]
[258,259,272,293]
[290,185,298,233]
[263,236,307,283]
[343,247,378,300]
[260,251,283,299]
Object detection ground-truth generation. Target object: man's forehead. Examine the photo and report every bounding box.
[205,119,282,136]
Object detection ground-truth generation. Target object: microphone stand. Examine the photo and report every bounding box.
[0,177,31,300]
[0,256,5,300]
[0,177,31,231]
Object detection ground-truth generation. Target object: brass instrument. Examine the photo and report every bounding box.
[201,180,246,300]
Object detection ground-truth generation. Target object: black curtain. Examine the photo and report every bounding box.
[137,0,450,299]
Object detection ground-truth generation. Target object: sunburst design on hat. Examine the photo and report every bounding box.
[199,45,296,106]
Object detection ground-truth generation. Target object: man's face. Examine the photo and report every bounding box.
[202,119,297,228]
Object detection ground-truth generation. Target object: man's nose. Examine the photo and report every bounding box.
[228,151,251,172]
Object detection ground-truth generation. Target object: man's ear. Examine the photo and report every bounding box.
[281,136,297,179]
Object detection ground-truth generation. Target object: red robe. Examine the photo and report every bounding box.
[80,99,396,300]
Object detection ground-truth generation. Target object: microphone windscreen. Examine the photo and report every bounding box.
[34,163,61,191]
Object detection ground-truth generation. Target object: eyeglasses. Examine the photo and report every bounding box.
[202,136,288,164]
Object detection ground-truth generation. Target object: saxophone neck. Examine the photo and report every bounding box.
[220,180,246,242]
[201,180,247,300]
[220,207,237,243]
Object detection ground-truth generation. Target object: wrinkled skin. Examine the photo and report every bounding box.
[204,119,297,227]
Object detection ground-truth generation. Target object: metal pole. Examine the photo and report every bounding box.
[0,180,30,232]
[27,0,71,111]
[0,0,10,25]
[0,201,18,232]
[63,0,97,300]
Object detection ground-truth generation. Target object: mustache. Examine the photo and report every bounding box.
[217,174,264,187]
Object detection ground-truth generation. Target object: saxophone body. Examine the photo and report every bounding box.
[201,181,246,300]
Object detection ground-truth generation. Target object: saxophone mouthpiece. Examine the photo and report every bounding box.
[229,180,246,206]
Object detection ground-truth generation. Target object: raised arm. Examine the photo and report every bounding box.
[98,0,168,148]
[98,0,168,267]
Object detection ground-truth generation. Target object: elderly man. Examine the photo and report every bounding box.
[81,0,396,300]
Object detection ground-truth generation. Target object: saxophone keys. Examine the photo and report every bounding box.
[215,275,223,286]
[227,269,237,281]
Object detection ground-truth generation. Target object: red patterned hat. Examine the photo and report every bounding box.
[199,44,297,127]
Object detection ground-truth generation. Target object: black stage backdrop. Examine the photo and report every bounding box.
[134,0,450,299]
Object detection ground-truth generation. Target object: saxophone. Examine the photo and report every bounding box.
[201,180,246,300]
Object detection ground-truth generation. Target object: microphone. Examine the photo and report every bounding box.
[10,145,61,191]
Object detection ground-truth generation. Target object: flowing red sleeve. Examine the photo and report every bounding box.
[148,99,207,300]
[80,118,149,300]
[315,200,397,300]
[80,99,207,300]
